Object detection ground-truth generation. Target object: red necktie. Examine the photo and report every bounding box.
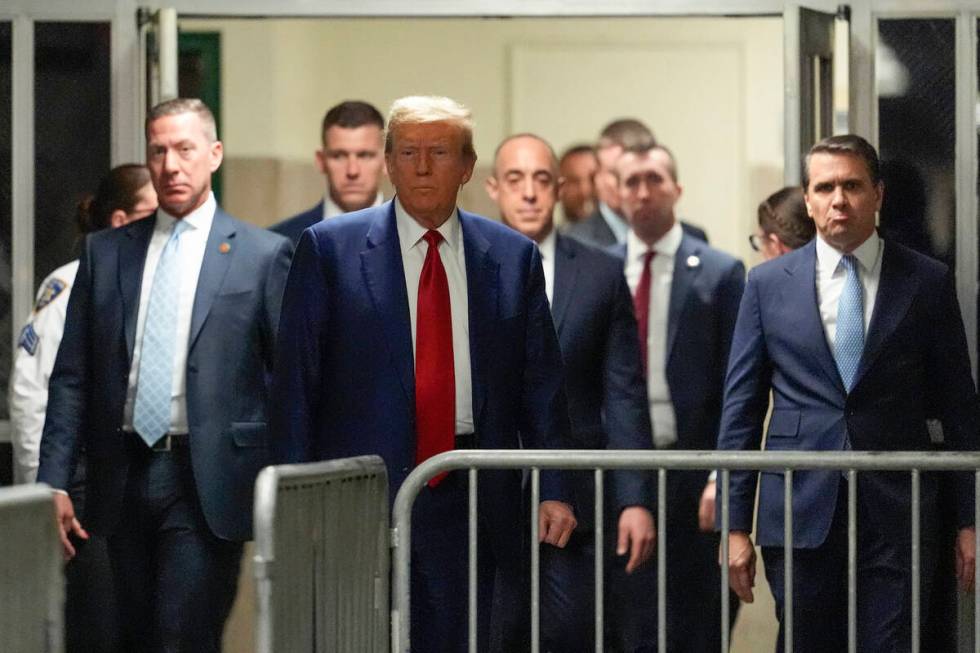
[415,230,456,486]
[633,251,655,376]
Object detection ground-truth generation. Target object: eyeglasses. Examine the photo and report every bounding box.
[748,233,765,252]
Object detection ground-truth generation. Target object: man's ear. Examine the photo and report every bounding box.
[484,175,499,202]
[110,209,129,229]
[314,149,327,175]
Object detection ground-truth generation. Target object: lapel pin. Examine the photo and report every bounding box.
[219,242,231,254]
[686,255,701,269]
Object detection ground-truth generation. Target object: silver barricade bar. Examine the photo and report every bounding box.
[390,450,980,653]
[253,456,389,653]
[0,484,63,653]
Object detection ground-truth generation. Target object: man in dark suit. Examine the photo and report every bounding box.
[270,100,386,243]
[271,96,577,652]
[568,118,708,248]
[485,133,656,651]
[37,98,293,652]
[614,142,744,651]
[718,134,978,652]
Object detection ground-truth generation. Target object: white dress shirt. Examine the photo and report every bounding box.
[537,227,557,306]
[321,191,383,220]
[625,221,684,448]
[599,201,629,245]
[395,198,474,435]
[815,231,882,357]
[123,193,215,433]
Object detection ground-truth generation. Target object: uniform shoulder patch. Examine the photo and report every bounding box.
[34,277,68,313]
[17,323,39,356]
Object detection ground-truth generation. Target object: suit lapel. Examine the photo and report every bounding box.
[787,241,845,393]
[853,240,917,387]
[666,234,698,360]
[550,234,576,333]
[188,208,236,352]
[119,217,155,362]
[361,203,415,406]
[460,210,498,427]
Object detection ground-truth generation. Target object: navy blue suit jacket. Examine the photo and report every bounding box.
[270,201,323,245]
[37,209,293,542]
[552,234,653,528]
[718,238,979,548]
[612,233,745,454]
[271,201,570,555]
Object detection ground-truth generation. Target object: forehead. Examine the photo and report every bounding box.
[324,124,383,150]
[806,151,873,185]
[147,111,207,142]
[561,151,597,172]
[391,120,462,146]
[596,144,623,170]
[617,150,671,178]
[497,137,554,172]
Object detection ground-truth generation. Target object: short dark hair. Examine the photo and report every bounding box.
[322,100,384,144]
[758,186,815,250]
[559,143,596,165]
[76,164,152,233]
[598,118,657,151]
[802,134,881,190]
[146,98,217,142]
[615,143,679,183]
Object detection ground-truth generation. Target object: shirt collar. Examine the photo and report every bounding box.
[394,196,462,255]
[815,229,881,274]
[155,191,216,234]
[537,226,557,262]
[626,220,683,262]
[323,190,384,220]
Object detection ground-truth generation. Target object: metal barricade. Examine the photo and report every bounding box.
[253,455,389,653]
[390,449,980,653]
[0,484,63,653]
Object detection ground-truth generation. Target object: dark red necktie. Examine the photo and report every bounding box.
[415,230,455,486]
[633,251,655,376]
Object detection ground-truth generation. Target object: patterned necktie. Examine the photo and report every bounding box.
[133,219,189,447]
[834,254,865,393]
[633,250,655,376]
[415,230,455,486]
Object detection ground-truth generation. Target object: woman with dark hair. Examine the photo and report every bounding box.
[749,185,816,261]
[9,163,155,653]
[699,186,817,532]
[11,163,156,483]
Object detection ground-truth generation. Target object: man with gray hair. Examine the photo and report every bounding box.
[272,95,576,651]
[38,97,293,651]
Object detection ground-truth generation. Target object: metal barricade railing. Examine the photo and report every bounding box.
[390,449,980,653]
[0,484,63,653]
[253,455,389,653]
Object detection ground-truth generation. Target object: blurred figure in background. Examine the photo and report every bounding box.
[10,163,156,653]
[750,186,816,260]
[557,143,598,226]
[698,186,814,532]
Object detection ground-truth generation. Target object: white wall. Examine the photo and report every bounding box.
[180,15,783,264]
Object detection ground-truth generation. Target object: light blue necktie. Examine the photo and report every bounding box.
[133,219,189,447]
[834,254,865,393]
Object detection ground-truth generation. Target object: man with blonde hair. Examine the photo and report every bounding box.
[272,95,576,651]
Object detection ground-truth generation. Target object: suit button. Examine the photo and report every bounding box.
[401,467,409,474]
[187,364,198,374]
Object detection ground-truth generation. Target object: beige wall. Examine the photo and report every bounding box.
[181,16,783,266]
